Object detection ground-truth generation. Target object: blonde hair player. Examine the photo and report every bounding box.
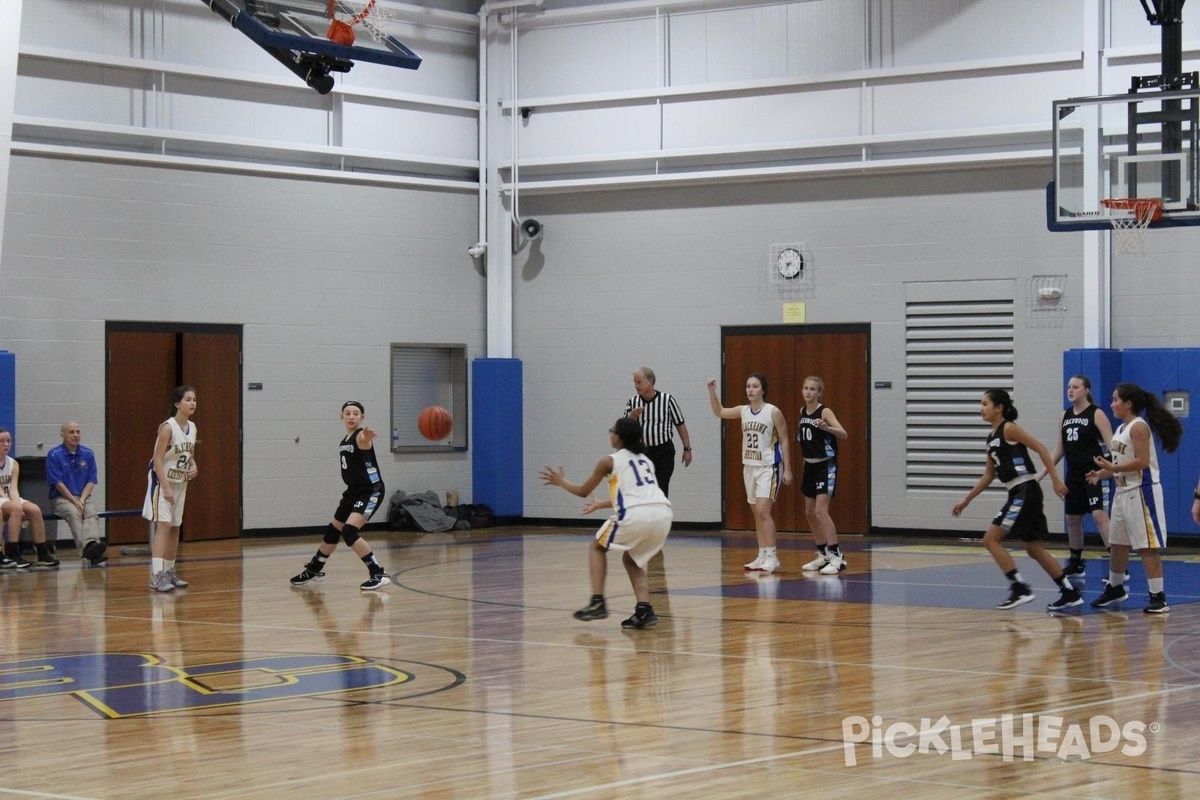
[143,385,198,592]
[796,376,850,575]
[1035,375,1114,578]
[708,374,792,573]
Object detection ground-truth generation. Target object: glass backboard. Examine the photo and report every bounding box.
[1050,87,1200,230]
[206,0,422,74]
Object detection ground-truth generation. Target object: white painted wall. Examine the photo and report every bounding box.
[514,166,1083,528]
[1,156,480,529]
[0,0,22,262]
[6,0,1200,536]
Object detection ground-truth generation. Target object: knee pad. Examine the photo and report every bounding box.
[341,524,361,547]
[322,524,341,546]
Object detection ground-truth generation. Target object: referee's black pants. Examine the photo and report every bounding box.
[643,442,676,498]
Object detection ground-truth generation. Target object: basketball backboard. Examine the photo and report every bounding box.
[205,0,422,92]
[1049,85,1200,231]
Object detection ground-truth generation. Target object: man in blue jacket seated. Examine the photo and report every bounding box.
[46,421,107,566]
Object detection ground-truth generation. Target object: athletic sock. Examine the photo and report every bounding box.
[828,544,842,557]
[1109,571,1126,586]
[1005,569,1024,585]
[816,544,828,556]
[152,557,165,574]
[1148,577,1164,594]
[1070,549,1083,560]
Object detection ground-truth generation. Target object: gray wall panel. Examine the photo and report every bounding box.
[0,155,480,530]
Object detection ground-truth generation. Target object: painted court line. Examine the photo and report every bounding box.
[525,742,848,799]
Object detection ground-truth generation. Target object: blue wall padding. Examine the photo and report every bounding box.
[472,358,523,516]
[1176,349,1200,534]
[0,352,14,444]
[1121,348,1198,535]
[1067,348,1200,535]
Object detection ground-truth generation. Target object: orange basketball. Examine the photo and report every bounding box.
[418,406,453,441]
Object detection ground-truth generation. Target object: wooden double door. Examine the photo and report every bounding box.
[105,324,243,544]
[719,324,870,534]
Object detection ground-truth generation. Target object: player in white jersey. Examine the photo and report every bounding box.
[540,417,672,629]
[142,385,199,593]
[1087,383,1182,614]
[708,373,792,573]
[0,429,60,569]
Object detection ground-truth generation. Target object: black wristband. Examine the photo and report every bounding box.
[683,446,692,451]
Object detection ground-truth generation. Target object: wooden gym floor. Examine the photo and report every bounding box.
[2,527,1200,799]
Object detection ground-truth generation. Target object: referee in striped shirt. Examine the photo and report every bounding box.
[624,367,692,497]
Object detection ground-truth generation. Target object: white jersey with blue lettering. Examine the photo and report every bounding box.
[741,403,781,467]
[0,455,13,499]
[608,448,670,517]
[148,417,197,485]
[1110,416,1159,492]
[1108,415,1168,550]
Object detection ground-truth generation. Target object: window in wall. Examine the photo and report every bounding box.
[904,284,1015,492]
[390,344,468,452]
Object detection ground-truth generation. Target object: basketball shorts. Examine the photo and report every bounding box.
[743,463,781,504]
[1109,486,1167,550]
[335,485,385,524]
[595,503,672,569]
[1063,477,1109,516]
[991,480,1048,542]
[143,470,188,526]
[801,459,836,499]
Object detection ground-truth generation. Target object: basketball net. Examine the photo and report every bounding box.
[326,0,395,47]
[1101,197,1162,257]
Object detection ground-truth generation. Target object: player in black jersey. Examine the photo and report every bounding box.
[291,401,391,591]
[952,389,1082,611]
[1036,375,1113,577]
[796,377,850,575]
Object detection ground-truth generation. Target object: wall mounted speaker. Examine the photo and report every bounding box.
[520,218,543,240]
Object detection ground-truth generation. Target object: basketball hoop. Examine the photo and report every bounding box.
[1101,197,1163,256]
[326,0,395,47]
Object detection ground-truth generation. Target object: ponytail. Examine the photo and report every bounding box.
[1070,374,1095,405]
[1114,382,1183,453]
[612,417,645,454]
[984,388,1019,422]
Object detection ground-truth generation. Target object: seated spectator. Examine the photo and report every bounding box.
[0,428,60,569]
[46,421,107,566]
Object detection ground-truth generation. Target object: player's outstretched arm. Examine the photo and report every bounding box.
[540,456,614,498]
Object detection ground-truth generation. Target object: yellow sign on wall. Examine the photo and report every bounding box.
[782,302,806,323]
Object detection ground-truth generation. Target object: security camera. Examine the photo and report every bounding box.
[520,107,533,120]
[467,242,487,258]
